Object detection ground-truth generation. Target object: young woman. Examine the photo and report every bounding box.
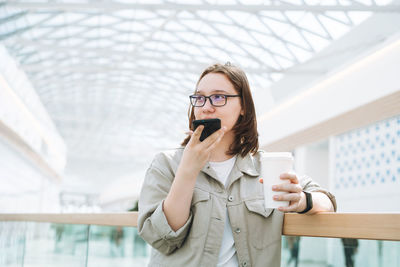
[138,63,336,267]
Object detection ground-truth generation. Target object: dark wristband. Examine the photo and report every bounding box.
[298,191,313,214]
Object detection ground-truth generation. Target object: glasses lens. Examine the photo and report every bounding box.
[191,95,205,107]
[210,94,226,106]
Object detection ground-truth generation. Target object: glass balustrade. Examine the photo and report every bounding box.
[0,222,150,267]
[1,221,399,267]
[281,236,400,267]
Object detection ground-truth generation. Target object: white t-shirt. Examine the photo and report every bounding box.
[209,156,238,267]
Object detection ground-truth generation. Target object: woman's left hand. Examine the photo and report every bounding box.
[259,172,305,212]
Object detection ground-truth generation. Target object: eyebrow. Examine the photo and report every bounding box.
[195,89,229,94]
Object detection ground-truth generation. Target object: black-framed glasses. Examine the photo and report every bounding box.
[189,94,241,107]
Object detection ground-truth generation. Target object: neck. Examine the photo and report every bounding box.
[209,131,236,162]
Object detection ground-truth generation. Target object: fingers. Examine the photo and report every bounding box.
[273,193,301,202]
[273,193,302,212]
[188,125,204,144]
[270,173,302,213]
[279,172,299,184]
[272,183,302,193]
[204,127,225,152]
[185,130,194,136]
[278,203,300,212]
[259,178,263,184]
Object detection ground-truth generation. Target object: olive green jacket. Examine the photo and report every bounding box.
[138,148,336,267]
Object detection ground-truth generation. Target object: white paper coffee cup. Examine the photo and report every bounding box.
[260,152,294,209]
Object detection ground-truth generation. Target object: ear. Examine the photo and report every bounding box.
[240,108,244,116]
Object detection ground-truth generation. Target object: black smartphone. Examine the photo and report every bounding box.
[192,118,221,142]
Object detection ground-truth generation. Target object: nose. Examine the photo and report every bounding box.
[201,97,215,112]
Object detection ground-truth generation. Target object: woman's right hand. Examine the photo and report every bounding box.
[180,125,225,173]
[163,125,225,231]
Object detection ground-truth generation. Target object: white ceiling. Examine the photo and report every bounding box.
[0,0,398,193]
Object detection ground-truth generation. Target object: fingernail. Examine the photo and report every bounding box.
[272,185,277,190]
[273,196,278,200]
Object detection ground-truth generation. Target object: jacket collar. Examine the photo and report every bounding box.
[201,152,259,182]
[235,153,259,177]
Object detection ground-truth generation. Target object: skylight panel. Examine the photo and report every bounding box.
[197,10,233,24]
[318,14,351,40]
[144,18,167,28]
[167,51,192,61]
[304,0,332,4]
[283,28,312,51]
[238,0,265,3]
[164,20,189,31]
[251,31,276,47]
[203,46,231,60]
[170,42,204,57]
[112,20,136,32]
[259,11,287,23]
[131,20,152,31]
[324,11,353,26]
[205,35,231,49]
[113,43,132,52]
[111,33,132,43]
[27,12,59,26]
[174,10,195,19]
[75,15,100,28]
[284,11,307,24]
[281,0,304,4]
[249,73,272,89]
[274,53,295,69]
[301,30,331,51]
[295,13,329,39]
[182,33,209,47]
[99,14,122,26]
[268,39,296,61]
[230,28,259,46]
[63,25,87,36]
[269,72,283,82]
[239,44,279,69]
[286,43,313,62]
[128,32,145,42]
[231,54,261,69]
[347,11,372,25]
[64,12,92,23]
[158,31,181,43]
[375,0,392,4]
[241,15,271,35]
[205,0,237,4]
[178,17,206,33]
[82,27,115,38]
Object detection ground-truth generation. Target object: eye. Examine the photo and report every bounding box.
[212,94,226,101]
[191,95,205,105]
[194,95,205,101]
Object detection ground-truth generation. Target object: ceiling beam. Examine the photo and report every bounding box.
[5,2,400,12]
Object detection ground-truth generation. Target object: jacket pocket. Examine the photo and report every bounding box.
[245,199,273,218]
[189,188,211,238]
[244,199,282,249]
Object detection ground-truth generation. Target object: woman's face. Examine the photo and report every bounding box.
[194,73,243,133]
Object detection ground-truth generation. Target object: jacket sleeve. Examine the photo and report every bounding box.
[137,152,193,255]
[300,175,337,212]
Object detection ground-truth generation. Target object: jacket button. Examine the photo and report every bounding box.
[228,196,234,202]
[242,261,248,266]
[235,228,241,233]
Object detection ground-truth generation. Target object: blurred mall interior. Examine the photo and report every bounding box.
[0,0,399,266]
